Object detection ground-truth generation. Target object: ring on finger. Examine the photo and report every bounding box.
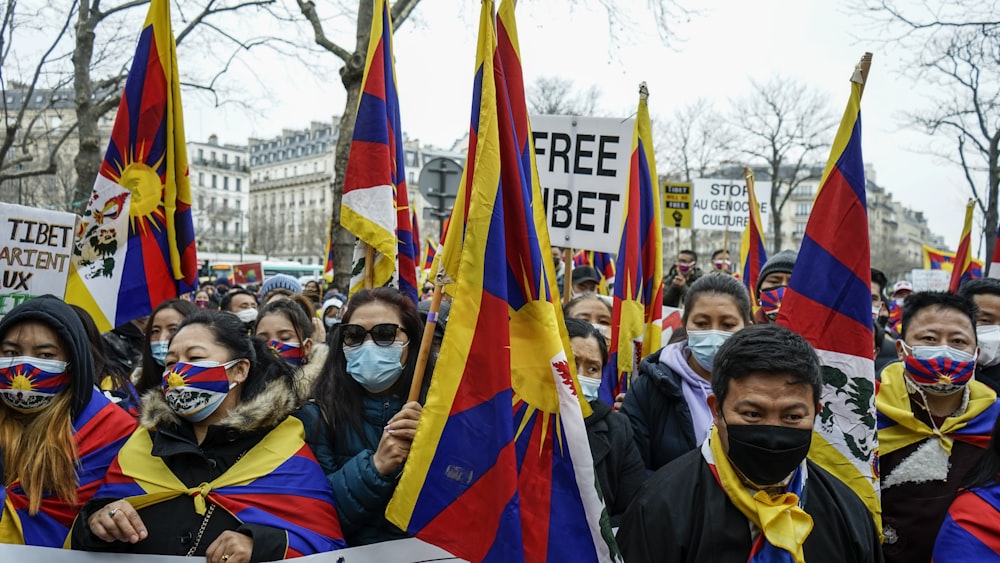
[108,507,119,518]
[222,555,231,562]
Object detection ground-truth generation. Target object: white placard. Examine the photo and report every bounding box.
[0,202,77,317]
[910,269,951,292]
[690,178,773,232]
[531,115,634,253]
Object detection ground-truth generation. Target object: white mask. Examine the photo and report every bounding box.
[235,308,258,324]
[977,325,1000,368]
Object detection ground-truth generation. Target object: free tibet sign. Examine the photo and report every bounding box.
[531,115,634,253]
[0,202,77,317]
[662,182,693,228]
[690,178,772,232]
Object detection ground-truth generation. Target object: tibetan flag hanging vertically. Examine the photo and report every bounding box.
[573,250,616,295]
[606,84,663,405]
[775,53,880,528]
[386,2,615,561]
[991,223,1000,279]
[422,237,438,272]
[323,219,335,282]
[342,0,418,303]
[412,208,422,271]
[739,167,768,305]
[65,0,197,332]
[949,199,977,292]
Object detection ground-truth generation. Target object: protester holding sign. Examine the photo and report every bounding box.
[0,296,136,547]
[72,310,346,560]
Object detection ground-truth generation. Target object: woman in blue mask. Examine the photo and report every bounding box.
[565,317,645,525]
[134,299,197,399]
[620,274,752,471]
[72,310,346,560]
[311,287,423,546]
[255,299,327,402]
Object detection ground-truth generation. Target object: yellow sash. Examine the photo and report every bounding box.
[0,498,24,544]
[708,425,813,563]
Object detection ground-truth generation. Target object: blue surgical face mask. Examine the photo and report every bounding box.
[344,341,405,393]
[687,329,734,371]
[150,339,170,366]
[324,317,341,329]
[578,375,601,402]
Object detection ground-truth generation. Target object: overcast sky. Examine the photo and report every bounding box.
[182,0,977,253]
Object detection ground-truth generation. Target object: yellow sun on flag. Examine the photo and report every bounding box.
[165,370,186,388]
[10,374,34,391]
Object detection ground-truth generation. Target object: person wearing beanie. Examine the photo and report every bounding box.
[754,249,797,324]
[0,296,137,546]
[260,274,303,302]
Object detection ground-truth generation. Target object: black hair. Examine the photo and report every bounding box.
[174,310,294,403]
[958,277,1000,300]
[871,268,888,299]
[711,249,727,260]
[313,287,422,444]
[962,412,1000,489]
[900,291,977,341]
[257,299,315,344]
[564,292,612,318]
[138,298,197,394]
[220,288,258,312]
[564,317,608,367]
[68,305,131,393]
[682,274,753,325]
[679,249,698,262]
[712,324,822,407]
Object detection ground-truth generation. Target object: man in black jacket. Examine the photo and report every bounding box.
[617,325,882,563]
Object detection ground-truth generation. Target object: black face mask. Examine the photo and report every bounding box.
[724,421,812,486]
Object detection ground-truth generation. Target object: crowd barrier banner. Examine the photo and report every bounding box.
[0,202,77,317]
[0,538,465,563]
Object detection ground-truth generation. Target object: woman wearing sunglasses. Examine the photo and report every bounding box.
[311,287,423,546]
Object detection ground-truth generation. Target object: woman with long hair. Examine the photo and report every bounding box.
[311,287,423,546]
[72,310,346,560]
[0,296,137,546]
[134,299,198,396]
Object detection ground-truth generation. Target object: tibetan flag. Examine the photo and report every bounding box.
[412,208,422,271]
[932,482,1000,562]
[323,219,335,282]
[573,250,616,295]
[923,244,983,278]
[65,0,197,333]
[949,200,977,292]
[0,389,135,546]
[775,53,880,528]
[342,0,418,303]
[606,85,663,405]
[93,416,346,557]
[739,167,768,306]
[990,223,1000,279]
[386,2,615,561]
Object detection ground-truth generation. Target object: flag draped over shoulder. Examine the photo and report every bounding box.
[606,86,663,405]
[949,200,977,292]
[65,0,197,332]
[342,0,417,302]
[775,54,880,528]
[386,3,615,561]
[923,244,983,278]
[739,168,768,303]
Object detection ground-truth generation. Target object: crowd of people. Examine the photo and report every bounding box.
[2,249,1000,562]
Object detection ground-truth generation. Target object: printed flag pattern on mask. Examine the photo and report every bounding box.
[65,0,197,332]
[775,56,880,528]
[385,2,616,561]
[342,0,418,303]
[606,87,663,407]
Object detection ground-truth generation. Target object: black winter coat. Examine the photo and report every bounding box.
[585,400,646,526]
[619,351,697,472]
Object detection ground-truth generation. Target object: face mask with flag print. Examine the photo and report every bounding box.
[0,356,70,413]
[759,285,786,321]
[267,339,306,366]
[162,359,239,422]
[901,342,977,396]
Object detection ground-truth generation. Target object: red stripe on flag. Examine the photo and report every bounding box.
[343,139,393,194]
[949,491,1000,554]
[517,414,554,560]
[449,291,512,415]
[781,287,873,357]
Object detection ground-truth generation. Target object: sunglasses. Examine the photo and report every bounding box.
[340,323,406,348]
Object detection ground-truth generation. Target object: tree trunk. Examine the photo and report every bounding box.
[986,140,1000,271]
[72,5,100,214]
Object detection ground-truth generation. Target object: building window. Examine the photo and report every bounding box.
[794,222,807,236]
[236,179,242,192]
[197,148,204,160]
[211,175,217,188]
[211,151,217,161]
[222,154,228,164]
[198,172,204,186]
[223,177,229,190]
[792,185,814,198]
[795,202,811,217]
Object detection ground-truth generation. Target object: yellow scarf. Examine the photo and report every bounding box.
[707,425,814,563]
[877,362,998,457]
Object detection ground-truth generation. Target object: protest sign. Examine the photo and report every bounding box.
[0,202,76,317]
[910,268,950,292]
[690,178,773,232]
[662,182,692,229]
[531,114,634,253]
[233,262,263,286]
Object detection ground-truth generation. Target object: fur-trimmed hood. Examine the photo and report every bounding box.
[295,342,328,402]
[140,375,299,433]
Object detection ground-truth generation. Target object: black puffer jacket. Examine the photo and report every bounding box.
[585,400,646,525]
[619,350,697,472]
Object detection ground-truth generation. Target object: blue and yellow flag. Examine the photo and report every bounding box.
[65,0,197,332]
[574,250,616,295]
[739,168,768,305]
[949,199,977,292]
[342,0,417,302]
[386,2,615,561]
[775,53,880,528]
[323,218,335,283]
[606,85,663,405]
[923,243,983,277]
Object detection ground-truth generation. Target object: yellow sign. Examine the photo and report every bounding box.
[662,182,692,228]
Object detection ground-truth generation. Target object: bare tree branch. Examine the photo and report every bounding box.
[295,0,351,62]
